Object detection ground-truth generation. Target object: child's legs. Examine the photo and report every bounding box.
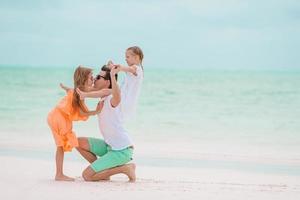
[55,146,75,181]
[48,110,75,181]
[55,146,64,175]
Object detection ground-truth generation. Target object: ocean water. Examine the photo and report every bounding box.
[0,66,300,173]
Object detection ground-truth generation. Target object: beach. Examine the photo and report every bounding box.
[1,135,300,200]
[0,67,300,199]
[1,0,300,198]
[1,153,300,200]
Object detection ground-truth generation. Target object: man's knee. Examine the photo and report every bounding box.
[82,166,95,181]
[78,137,90,151]
[82,171,91,181]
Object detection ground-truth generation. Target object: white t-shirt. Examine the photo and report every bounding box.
[97,95,133,150]
[119,65,143,120]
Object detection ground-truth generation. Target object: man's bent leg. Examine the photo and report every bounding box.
[82,166,96,181]
[92,163,136,182]
[76,137,97,163]
[82,147,134,182]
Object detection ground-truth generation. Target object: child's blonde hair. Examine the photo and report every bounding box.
[127,46,144,70]
[72,65,92,111]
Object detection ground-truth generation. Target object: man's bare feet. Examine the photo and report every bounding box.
[123,163,136,182]
[55,174,75,181]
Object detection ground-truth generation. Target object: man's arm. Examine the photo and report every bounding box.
[110,67,121,108]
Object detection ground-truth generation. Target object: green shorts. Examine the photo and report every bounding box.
[88,137,133,173]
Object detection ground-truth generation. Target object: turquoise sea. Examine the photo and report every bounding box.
[0,66,300,175]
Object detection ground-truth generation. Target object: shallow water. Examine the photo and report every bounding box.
[0,66,300,173]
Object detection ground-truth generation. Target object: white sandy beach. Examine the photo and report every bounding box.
[1,154,300,200]
[1,0,300,198]
[1,67,300,200]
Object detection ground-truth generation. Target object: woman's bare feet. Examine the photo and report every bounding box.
[123,163,136,182]
[55,174,75,181]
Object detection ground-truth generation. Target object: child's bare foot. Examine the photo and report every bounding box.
[55,174,75,181]
[76,88,85,100]
[123,163,136,182]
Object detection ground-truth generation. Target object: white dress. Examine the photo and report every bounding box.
[119,65,143,121]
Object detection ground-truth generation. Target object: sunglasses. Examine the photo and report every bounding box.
[95,74,109,80]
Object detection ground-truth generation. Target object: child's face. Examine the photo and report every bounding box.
[125,50,138,66]
[85,72,94,87]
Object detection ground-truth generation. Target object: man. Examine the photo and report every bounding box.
[76,65,136,182]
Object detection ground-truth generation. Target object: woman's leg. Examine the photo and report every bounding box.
[76,137,97,163]
[55,146,74,181]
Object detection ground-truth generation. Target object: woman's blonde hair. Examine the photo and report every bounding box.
[72,65,92,111]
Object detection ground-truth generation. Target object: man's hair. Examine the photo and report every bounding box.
[101,65,118,89]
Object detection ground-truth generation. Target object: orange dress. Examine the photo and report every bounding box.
[47,90,88,152]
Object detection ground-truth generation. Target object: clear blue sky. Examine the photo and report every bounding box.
[0,0,299,69]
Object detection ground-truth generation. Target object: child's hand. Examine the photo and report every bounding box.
[110,66,120,76]
[76,88,85,100]
[60,83,71,92]
[60,83,67,90]
[107,60,114,69]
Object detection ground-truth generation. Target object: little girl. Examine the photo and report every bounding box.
[77,46,144,120]
[47,66,104,181]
